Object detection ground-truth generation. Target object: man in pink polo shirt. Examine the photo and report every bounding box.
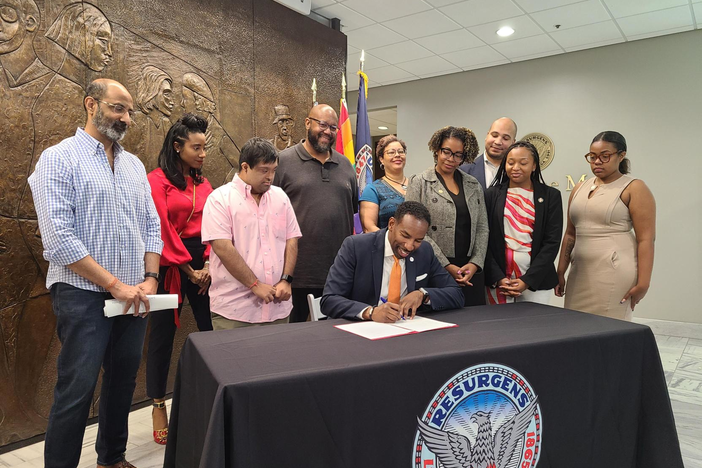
[202,137,301,329]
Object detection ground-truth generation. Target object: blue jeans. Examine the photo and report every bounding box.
[45,283,148,468]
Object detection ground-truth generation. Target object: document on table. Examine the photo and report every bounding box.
[103,294,178,318]
[335,316,457,340]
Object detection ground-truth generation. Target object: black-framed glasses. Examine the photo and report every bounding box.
[439,147,466,161]
[97,100,135,119]
[307,117,338,133]
[584,150,620,163]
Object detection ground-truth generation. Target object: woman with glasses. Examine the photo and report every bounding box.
[360,135,408,231]
[406,126,489,306]
[484,141,563,305]
[146,114,214,444]
[555,131,656,320]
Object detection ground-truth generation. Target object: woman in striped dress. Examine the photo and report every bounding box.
[484,141,563,305]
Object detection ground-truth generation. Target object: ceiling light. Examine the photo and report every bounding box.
[378,126,388,130]
[496,26,515,37]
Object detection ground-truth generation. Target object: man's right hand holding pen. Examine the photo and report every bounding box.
[364,296,418,322]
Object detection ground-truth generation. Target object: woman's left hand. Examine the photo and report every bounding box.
[456,263,479,286]
[621,284,649,311]
[500,278,528,296]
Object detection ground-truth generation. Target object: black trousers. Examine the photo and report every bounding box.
[448,256,486,307]
[290,287,323,323]
[146,237,212,399]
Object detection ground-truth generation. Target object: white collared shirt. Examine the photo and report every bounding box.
[484,154,499,187]
[357,231,408,318]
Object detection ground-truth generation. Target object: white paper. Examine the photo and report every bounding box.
[392,316,457,333]
[335,316,457,340]
[103,294,178,318]
[334,322,414,340]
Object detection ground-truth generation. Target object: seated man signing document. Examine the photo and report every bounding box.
[322,201,464,321]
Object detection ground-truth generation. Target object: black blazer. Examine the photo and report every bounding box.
[484,182,563,290]
[321,229,464,320]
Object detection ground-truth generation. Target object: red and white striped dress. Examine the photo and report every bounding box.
[487,187,535,305]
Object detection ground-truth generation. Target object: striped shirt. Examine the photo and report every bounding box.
[29,128,163,292]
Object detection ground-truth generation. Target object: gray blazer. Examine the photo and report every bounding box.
[406,167,488,269]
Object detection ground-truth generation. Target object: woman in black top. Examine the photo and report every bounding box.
[406,126,489,306]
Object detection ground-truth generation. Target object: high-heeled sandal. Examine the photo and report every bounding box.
[152,400,168,445]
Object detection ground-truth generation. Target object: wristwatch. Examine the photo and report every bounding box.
[281,274,293,284]
[144,272,159,281]
[419,288,430,304]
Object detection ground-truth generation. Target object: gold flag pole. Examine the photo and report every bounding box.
[341,73,346,101]
[311,78,318,106]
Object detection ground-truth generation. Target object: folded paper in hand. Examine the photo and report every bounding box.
[103,294,178,318]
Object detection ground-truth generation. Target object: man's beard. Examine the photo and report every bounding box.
[93,107,128,142]
[307,128,335,154]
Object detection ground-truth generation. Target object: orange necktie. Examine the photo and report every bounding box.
[388,256,401,304]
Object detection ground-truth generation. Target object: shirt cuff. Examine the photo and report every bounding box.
[145,238,164,255]
[47,241,90,266]
[357,306,371,320]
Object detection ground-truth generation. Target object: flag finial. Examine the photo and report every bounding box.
[311,78,318,106]
[360,50,365,72]
[341,73,346,98]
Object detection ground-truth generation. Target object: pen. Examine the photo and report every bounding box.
[380,296,405,320]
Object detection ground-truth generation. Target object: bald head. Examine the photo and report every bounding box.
[485,117,517,163]
[308,104,338,123]
[305,104,338,156]
[85,78,132,107]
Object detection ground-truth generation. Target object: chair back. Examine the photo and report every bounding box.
[307,294,325,321]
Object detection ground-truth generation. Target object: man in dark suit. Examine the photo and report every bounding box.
[321,202,464,321]
[460,117,517,189]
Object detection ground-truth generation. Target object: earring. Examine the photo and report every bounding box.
[380,163,384,170]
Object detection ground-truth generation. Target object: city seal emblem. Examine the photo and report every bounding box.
[413,363,542,468]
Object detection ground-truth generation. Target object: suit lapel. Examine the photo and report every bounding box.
[476,154,487,189]
[372,230,385,301]
[406,253,416,292]
[533,183,545,246]
[496,184,508,241]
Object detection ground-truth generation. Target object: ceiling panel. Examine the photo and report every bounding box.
[368,40,435,64]
[531,1,612,32]
[414,29,487,54]
[345,24,406,50]
[365,65,417,85]
[384,9,463,39]
[317,0,700,92]
[442,45,508,67]
[314,3,375,31]
[491,34,562,58]
[468,15,545,44]
[440,0,524,28]
[396,55,460,75]
[512,0,582,13]
[341,0,433,22]
[616,6,693,39]
[603,0,689,19]
[549,20,624,49]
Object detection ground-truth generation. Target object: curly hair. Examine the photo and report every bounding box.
[427,126,479,164]
[376,134,407,161]
[492,140,546,187]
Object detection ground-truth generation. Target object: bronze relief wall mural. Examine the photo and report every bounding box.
[0,0,346,447]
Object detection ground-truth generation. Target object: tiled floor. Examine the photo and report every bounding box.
[1,318,701,468]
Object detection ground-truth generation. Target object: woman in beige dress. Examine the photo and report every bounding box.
[555,131,656,320]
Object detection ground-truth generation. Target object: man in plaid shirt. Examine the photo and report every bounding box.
[29,79,163,468]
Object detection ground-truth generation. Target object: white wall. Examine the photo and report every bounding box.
[348,30,702,323]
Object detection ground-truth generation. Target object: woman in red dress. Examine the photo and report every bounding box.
[146,113,214,444]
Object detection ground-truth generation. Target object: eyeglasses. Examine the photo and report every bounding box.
[584,150,621,163]
[97,100,135,119]
[308,117,338,133]
[439,147,466,162]
[384,149,406,157]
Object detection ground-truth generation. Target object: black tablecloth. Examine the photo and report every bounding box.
[163,303,683,468]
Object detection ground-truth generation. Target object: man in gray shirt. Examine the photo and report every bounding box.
[274,104,358,322]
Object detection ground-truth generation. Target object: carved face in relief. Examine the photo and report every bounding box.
[154,79,174,116]
[277,118,293,138]
[0,1,38,55]
[87,20,112,71]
